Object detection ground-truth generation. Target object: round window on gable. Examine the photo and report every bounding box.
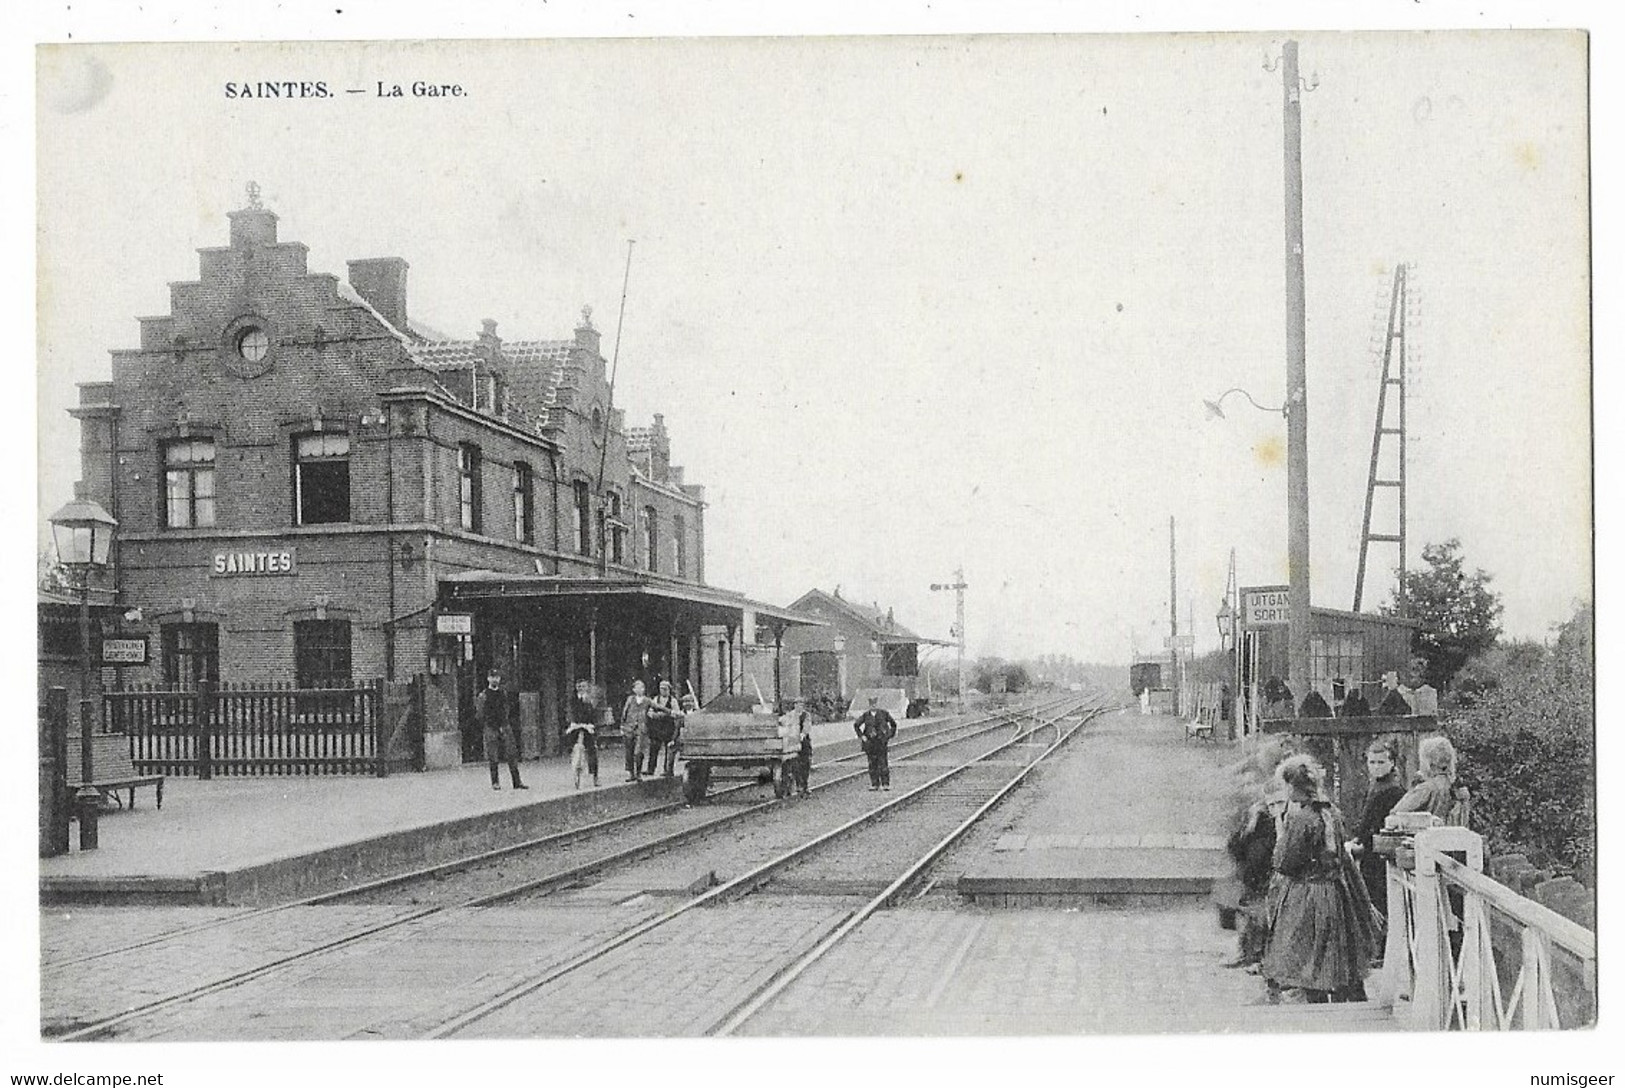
[237,327,270,363]
[219,314,277,379]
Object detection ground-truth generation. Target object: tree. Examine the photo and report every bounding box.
[1448,601,1594,879]
[1387,538,1503,691]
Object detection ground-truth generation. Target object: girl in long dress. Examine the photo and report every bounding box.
[1261,754,1379,1002]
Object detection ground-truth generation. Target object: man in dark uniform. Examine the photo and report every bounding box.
[476,670,526,791]
[853,695,898,791]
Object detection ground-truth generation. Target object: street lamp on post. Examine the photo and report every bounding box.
[49,496,118,852]
[1204,378,1309,713]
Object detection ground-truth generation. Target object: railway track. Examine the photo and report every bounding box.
[435,694,1106,1038]
[46,695,1087,1041]
[46,698,1063,972]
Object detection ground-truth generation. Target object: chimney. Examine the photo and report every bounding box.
[650,413,671,482]
[574,305,601,355]
[228,209,278,247]
[346,258,411,331]
[227,181,278,246]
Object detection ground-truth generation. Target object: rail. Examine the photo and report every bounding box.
[51,697,1077,1040]
[1376,827,1596,1030]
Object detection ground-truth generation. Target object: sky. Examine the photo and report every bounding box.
[30,26,1594,671]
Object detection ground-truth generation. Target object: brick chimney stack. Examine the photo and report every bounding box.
[228,181,278,247]
[650,413,671,482]
[346,257,410,331]
[574,305,601,356]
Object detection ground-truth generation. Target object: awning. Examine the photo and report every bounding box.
[439,571,825,629]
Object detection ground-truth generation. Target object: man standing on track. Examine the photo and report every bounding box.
[476,670,526,792]
[780,697,814,798]
[853,695,898,791]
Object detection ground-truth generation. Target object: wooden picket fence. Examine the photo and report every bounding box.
[103,680,386,778]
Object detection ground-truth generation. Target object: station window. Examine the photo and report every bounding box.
[293,432,350,525]
[458,444,482,533]
[162,438,216,528]
[643,505,658,572]
[673,513,687,577]
[574,481,592,556]
[608,490,625,565]
[513,461,535,544]
[161,623,219,688]
[295,619,352,689]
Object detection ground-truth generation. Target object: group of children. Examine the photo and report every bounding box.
[613,678,696,785]
[1225,733,1469,1003]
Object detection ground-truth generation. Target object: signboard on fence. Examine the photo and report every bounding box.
[1242,585,1292,627]
[435,613,474,636]
[101,637,149,665]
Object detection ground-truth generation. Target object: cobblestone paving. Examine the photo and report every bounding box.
[41,904,421,1036]
[99,903,663,1041]
[41,906,247,967]
[736,902,1276,1035]
[457,901,854,1038]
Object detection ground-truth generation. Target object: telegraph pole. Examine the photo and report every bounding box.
[1169,516,1179,716]
[1281,39,1313,706]
[595,240,636,576]
[930,569,968,713]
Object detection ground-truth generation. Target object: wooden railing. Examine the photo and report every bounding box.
[1376,827,1596,1030]
[104,680,386,778]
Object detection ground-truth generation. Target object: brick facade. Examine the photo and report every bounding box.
[71,196,718,766]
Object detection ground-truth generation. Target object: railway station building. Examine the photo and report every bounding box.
[66,191,813,768]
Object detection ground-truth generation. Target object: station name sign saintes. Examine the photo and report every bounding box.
[212,549,296,576]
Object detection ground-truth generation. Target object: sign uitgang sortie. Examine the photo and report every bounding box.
[212,549,296,576]
[1243,587,1291,626]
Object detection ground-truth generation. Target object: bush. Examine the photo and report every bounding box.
[1444,604,1593,878]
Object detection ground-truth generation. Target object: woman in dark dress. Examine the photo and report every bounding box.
[1261,755,1379,1002]
[1346,738,1406,918]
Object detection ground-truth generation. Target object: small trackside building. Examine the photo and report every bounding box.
[756,588,948,712]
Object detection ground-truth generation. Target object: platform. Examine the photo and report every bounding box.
[956,710,1240,905]
[39,713,947,906]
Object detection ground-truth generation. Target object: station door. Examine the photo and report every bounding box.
[799,651,841,701]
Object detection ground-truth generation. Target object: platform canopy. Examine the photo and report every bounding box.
[439,571,824,631]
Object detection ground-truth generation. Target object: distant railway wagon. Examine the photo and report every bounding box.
[1129,661,1163,696]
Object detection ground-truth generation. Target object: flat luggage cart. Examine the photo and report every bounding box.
[679,693,796,804]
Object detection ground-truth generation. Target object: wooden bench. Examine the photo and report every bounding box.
[65,734,165,810]
[1184,712,1216,742]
